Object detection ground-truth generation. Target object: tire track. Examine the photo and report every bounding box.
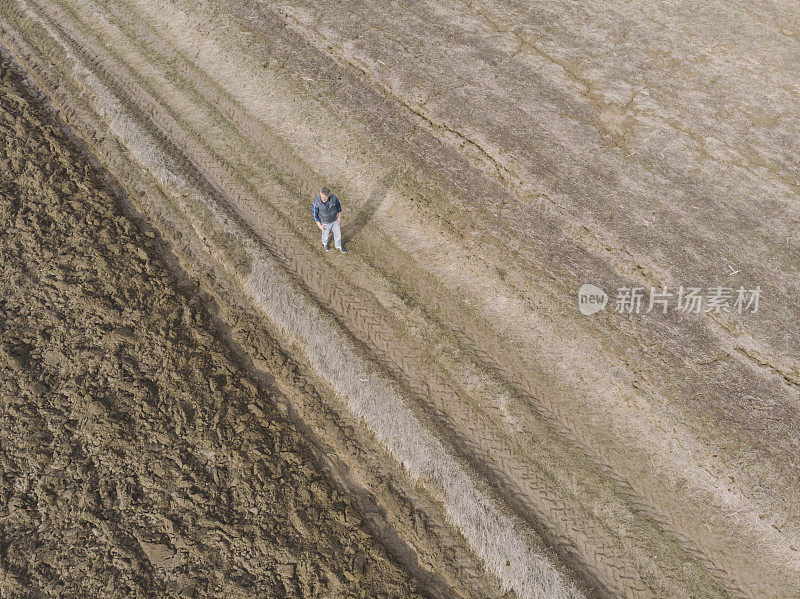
[104,18,761,597]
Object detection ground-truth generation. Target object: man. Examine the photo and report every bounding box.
[312,186,346,253]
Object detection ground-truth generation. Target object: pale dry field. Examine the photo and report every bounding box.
[1,1,798,597]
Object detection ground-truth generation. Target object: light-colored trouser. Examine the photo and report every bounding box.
[321,219,342,249]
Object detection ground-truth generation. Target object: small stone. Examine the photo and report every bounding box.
[138,540,175,566]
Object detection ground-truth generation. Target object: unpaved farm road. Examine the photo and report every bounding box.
[1,0,799,598]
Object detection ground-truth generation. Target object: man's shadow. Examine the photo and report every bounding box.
[341,168,399,244]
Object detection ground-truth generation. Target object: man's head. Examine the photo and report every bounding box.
[320,186,331,202]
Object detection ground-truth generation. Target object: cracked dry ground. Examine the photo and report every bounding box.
[0,56,427,598]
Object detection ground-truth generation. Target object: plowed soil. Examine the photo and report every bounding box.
[0,52,430,598]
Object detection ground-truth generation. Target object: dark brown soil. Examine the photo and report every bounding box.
[0,51,426,599]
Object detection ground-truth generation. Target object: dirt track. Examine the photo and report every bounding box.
[0,0,798,597]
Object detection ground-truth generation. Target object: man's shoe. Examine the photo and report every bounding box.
[338,246,347,254]
[324,242,330,251]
